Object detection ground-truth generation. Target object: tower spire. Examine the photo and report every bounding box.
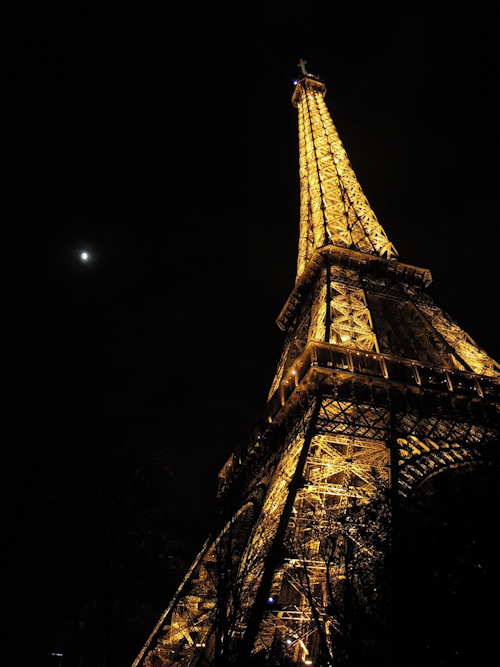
[292,67,398,278]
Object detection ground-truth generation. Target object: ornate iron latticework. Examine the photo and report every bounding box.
[133,67,499,666]
[294,75,397,278]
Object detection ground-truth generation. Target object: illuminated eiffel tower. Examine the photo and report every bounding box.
[133,62,499,666]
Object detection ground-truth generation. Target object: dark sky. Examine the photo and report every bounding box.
[10,6,500,665]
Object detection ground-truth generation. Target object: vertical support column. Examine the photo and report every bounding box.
[238,396,322,660]
[325,262,332,344]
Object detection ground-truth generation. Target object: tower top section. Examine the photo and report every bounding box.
[292,62,398,279]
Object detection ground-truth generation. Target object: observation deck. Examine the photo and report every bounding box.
[266,341,499,425]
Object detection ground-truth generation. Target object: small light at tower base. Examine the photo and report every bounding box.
[267,596,274,603]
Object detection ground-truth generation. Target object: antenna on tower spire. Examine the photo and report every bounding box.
[295,59,322,83]
[297,58,308,76]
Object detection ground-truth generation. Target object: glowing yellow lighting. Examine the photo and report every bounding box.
[133,67,499,667]
[293,76,397,278]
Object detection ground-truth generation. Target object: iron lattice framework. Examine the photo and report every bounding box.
[293,76,397,278]
[133,69,499,666]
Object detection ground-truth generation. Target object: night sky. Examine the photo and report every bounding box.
[10,7,500,666]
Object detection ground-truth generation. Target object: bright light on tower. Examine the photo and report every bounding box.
[80,251,90,262]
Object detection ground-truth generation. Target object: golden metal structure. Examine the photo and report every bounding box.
[133,68,499,666]
[293,76,397,278]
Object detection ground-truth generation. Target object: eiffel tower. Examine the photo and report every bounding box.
[133,63,500,666]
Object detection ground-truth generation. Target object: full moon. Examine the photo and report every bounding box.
[80,251,90,262]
